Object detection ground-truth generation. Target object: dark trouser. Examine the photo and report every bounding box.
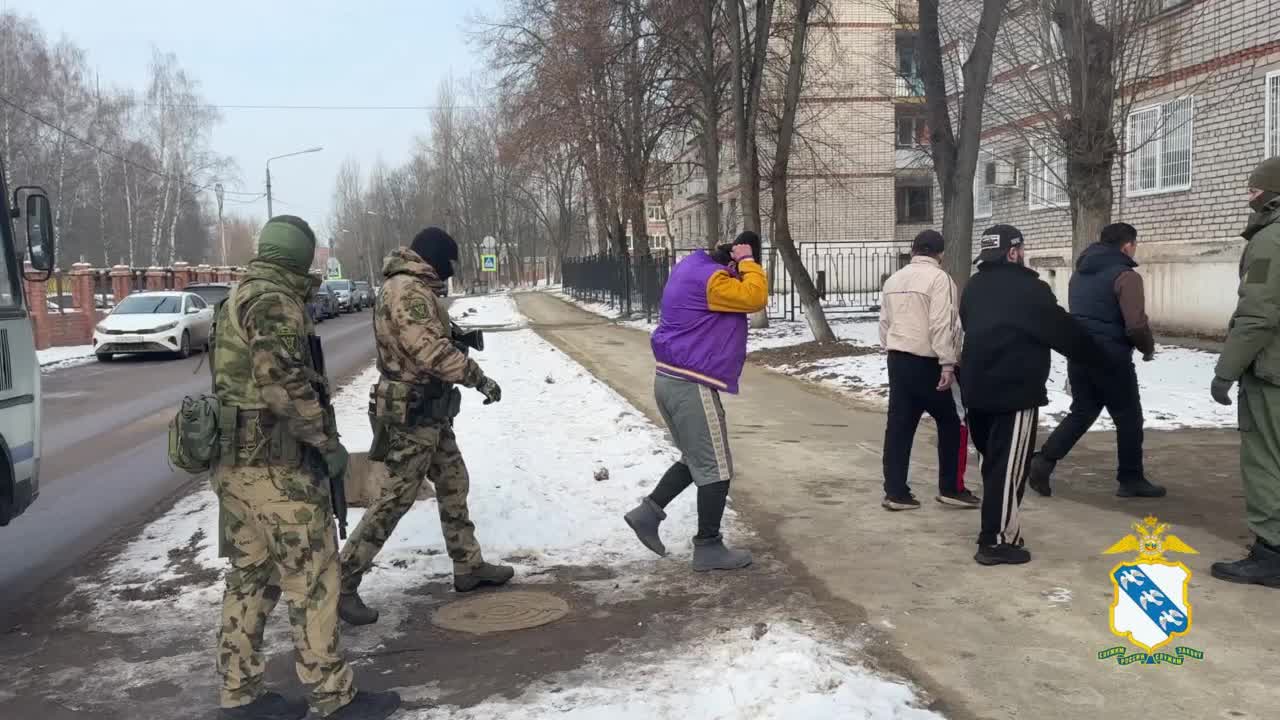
[1040,361,1144,482]
[969,408,1038,546]
[882,351,964,497]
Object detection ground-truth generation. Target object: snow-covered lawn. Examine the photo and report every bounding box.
[754,316,1234,430]
[65,291,942,719]
[38,344,96,371]
[450,291,527,328]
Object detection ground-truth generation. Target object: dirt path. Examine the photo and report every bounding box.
[517,292,1273,720]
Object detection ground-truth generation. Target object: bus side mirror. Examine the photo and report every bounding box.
[25,192,54,274]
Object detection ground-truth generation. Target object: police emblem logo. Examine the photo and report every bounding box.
[1098,516,1205,666]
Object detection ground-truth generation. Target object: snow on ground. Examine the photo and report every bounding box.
[38,344,96,371]
[66,291,943,718]
[755,316,1235,430]
[449,291,527,328]
[409,623,942,720]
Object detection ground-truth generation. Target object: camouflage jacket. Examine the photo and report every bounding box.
[213,259,332,449]
[375,247,483,387]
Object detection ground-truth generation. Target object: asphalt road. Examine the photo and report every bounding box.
[0,310,377,599]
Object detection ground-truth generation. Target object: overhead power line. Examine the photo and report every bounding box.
[0,92,262,197]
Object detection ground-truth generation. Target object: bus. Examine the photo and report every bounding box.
[0,160,56,526]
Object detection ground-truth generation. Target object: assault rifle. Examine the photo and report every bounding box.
[450,321,484,355]
[308,334,348,539]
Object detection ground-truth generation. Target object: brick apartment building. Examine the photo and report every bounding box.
[959,0,1280,335]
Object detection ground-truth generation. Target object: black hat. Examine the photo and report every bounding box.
[912,230,944,255]
[975,224,1024,265]
[733,230,762,262]
[411,227,459,280]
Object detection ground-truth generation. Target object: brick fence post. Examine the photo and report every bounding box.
[70,262,95,344]
[172,261,190,289]
[24,261,51,350]
[110,265,132,305]
[196,264,213,283]
[145,267,167,290]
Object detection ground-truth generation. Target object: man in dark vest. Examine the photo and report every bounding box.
[1027,223,1165,499]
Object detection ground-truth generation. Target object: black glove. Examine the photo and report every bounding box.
[477,376,502,405]
[1211,376,1234,406]
[323,441,350,478]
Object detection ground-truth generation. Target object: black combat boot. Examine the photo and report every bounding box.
[454,562,515,593]
[1027,454,1055,497]
[1210,540,1280,587]
[327,690,401,720]
[1116,476,1167,498]
[975,542,1032,566]
[338,592,379,626]
[219,691,306,720]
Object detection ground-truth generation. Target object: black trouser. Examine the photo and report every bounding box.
[969,407,1038,546]
[648,462,730,539]
[882,351,964,497]
[1040,361,1144,482]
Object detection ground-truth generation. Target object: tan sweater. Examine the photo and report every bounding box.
[878,255,962,367]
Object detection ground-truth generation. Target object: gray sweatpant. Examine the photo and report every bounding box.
[655,373,733,486]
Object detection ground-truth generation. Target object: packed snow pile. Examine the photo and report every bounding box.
[450,292,527,329]
[38,344,96,371]
[409,623,944,720]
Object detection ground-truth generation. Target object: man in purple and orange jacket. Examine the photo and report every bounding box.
[624,231,768,571]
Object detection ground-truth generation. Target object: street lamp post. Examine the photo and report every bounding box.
[265,146,323,219]
[214,183,226,266]
[364,211,385,285]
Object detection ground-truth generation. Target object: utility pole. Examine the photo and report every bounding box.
[215,183,226,265]
[264,146,323,222]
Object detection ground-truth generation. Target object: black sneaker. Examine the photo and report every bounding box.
[1028,454,1055,497]
[936,489,980,508]
[975,543,1032,566]
[1116,477,1167,498]
[220,692,306,720]
[882,493,921,511]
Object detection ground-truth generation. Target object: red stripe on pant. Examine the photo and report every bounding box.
[956,423,968,493]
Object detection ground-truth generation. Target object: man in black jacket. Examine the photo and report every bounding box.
[1027,223,1165,499]
[960,225,1107,566]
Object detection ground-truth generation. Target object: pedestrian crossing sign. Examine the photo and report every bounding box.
[481,254,498,272]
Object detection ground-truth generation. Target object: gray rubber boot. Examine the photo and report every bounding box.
[624,497,668,556]
[691,535,752,572]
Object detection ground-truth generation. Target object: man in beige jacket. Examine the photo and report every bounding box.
[878,230,978,510]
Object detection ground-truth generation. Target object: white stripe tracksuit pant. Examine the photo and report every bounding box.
[968,407,1038,547]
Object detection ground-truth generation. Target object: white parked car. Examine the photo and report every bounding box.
[93,291,215,361]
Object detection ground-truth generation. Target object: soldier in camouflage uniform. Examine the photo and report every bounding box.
[210,216,400,720]
[337,227,511,626]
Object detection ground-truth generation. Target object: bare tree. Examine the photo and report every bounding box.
[915,0,1010,287]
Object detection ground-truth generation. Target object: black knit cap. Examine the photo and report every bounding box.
[410,227,459,280]
[912,229,944,255]
[733,230,762,262]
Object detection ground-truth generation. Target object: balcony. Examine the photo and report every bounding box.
[895,76,925,99]
[895,147,931,171]
[685,177,707,199]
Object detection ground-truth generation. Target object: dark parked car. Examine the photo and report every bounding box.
[353,281,373,310]
[185,282,234,309]
[313,284,340,320]
[323,279,356,313]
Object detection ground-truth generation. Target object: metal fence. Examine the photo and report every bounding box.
[563,241,910,323]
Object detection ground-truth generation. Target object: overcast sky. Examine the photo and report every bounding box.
[5,0,498,241]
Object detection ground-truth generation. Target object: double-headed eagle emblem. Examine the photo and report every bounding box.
[1104,515,1199,561]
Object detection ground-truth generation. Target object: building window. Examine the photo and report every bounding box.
[1126,96,1193,196]
[1028,145,1069,210]
[974,156,992,219]
[1267,71,1280,159]
[897,115,926,147]
[896,186,932,224]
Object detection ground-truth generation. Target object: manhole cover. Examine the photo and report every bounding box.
[431,591,570,634]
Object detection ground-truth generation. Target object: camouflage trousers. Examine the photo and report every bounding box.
[340,421,483,592]
[211,465,355,716]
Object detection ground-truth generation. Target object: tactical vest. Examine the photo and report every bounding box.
[1069,246,1134,363]
[213,278,314,465]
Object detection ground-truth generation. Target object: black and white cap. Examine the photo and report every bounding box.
[974,224,1024,265]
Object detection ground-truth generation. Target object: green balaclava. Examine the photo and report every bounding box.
[256,215,317,275]
[1249,156,1280,213]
